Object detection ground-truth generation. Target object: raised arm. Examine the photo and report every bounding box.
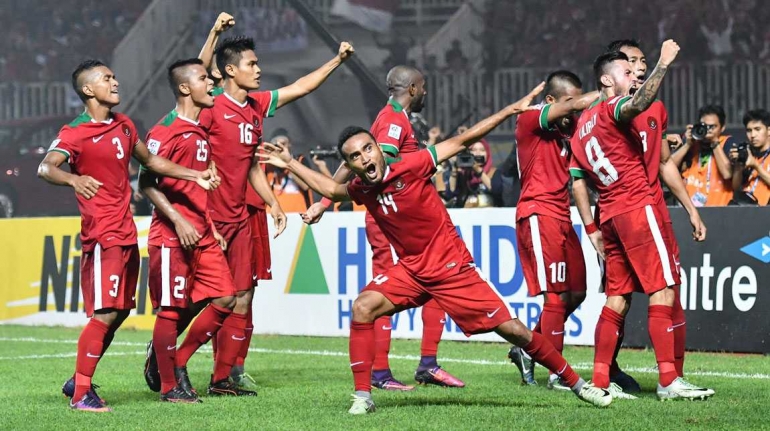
[199,12,235,69]
[544,90,601,124]
[259,143,350,201]
[618,40,680,123]
[274,42,354,110]
[37,151,103,199]
[434,82,545,164]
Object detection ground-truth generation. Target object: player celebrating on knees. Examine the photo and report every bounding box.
[199,36,355,392]
[259,83,614,414]
[140,58,247,401]
[38,59,218,412]
[569,41,714,400]
[595,39,707,394]
[304,65,464,390]
[508,71,599,390]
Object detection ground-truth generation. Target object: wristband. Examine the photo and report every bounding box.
[584,222,598,235]
[320,197,333,209]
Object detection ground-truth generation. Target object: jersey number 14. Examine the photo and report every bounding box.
[377,192,398,214]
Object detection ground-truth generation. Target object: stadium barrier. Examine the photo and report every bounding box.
[0,207,767,353]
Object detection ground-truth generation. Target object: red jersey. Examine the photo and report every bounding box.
[48,112,139,252]
[370,99,418,156]
[347,148,473,283]
[628,100,670,220]
[569,96,654,222]
[146,110,212,247]
[200,87,278,221]
[514,103,572,222]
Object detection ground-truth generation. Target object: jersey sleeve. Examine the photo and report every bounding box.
[568,148,586,179]
[249,90,280,118]
[405,147,439,179]
[345,179,365,205]
[198,107,213,132]
[608,96,632,123]
[372,113,407,157]
[125,117,140,146]
[47,128,81,163]
[660,103,669,138]
[141,128,174,172]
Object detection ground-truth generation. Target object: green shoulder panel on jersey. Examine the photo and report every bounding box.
[384,155,402,165]
[589,98,603,109]
[539,104,554,130]
[68,111,91,127]
[569,167,586,179]
[428,146,439,166]
[160,110,178,127]
[212,86,225,96]
[380,143,399,157]
[48,148,70,161]
[267,90,279,117]
[387,98,404,113]
[613,96,632,121]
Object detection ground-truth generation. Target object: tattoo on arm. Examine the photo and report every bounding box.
[621,64,669,122]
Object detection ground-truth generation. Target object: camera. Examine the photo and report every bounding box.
[735,143,750,164]
[692,122,709,141]
[309,147,339,159]
[455,150,475,168]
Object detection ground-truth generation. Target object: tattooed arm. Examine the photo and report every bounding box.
[617,40,680,123]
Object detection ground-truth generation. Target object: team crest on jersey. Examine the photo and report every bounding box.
[254,118,260,128]
[394,179,405,190]
[122,124,131,137]
[647,116,657,130]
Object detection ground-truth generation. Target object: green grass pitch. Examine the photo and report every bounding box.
[1,325,768,430]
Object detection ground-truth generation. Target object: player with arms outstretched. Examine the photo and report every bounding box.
[569,41,713,400]
[305,65,464,390]
[507,71,599,390]
[38,60,217,412]
[259,83,614,414]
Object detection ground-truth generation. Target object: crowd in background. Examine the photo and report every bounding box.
[0,0,149,82]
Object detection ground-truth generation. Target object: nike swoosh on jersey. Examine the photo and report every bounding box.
[183,133,193,139]
[382,326,392,330]
[224,114,237,120]
[92,135,104,143]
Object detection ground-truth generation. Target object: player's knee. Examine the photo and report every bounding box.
[495,319,532,346]
[605,295,631,315]
[92,309,120,326]
[649,286,675,306]
[213,295,236,310]
[352,294,382,322]
[570,291,587,308]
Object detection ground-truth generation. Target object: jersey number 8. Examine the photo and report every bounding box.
[585,136,618,186]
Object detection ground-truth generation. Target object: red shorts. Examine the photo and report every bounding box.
[655,199,682,284]
[215,219,255,292]
[602,205,678,296]
[248,206,272,280]
[517,215,587,296]
[80,244,139,317]
[365,263,511,336]
[366,212,396,275]
[148,237,236,308]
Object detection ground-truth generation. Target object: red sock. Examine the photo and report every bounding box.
[648,304,677,387]
[592,306,624,388]
[540,302,567,355]
[372,315,392,372]
[672,287,686,377]
[523,331,579,387]
[236,308,254,368]
[153,309,181,394]
[175,303,231,367]
[73,318,110,400]
[350,321,375,392]
[213,312,248,382]
[420,300,445,357]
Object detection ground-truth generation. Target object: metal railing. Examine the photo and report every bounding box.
[0,82,79,122]
[199,0,465,26]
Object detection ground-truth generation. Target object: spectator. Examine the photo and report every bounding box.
[728,109,770,205]
[672,104,736,206]
[265,130,315,212]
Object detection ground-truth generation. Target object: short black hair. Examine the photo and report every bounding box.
[544,70,582,99]
[606,39,642,53]
[337,126,375,159]
[71,59,107,102]
[167,58,204,96]
[698,104,726,127]
[215,36,256,80]
[593,51,629,90]
[742,109,770,128]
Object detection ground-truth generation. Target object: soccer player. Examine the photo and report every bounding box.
[198,12,234,87]
[38,59,218,412]
[507,71,599,390]
[200,36,355,390]
[304,65,464,390]
[569,41,713,400]
[596,39,708,394]
[140,58,254,401]
[259,83,614,414]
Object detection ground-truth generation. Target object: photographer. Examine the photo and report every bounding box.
[441,138,496,208]
[671,104,736,206]
[728,109,770,206]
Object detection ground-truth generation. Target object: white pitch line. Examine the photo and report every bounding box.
[0,337,767,380]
